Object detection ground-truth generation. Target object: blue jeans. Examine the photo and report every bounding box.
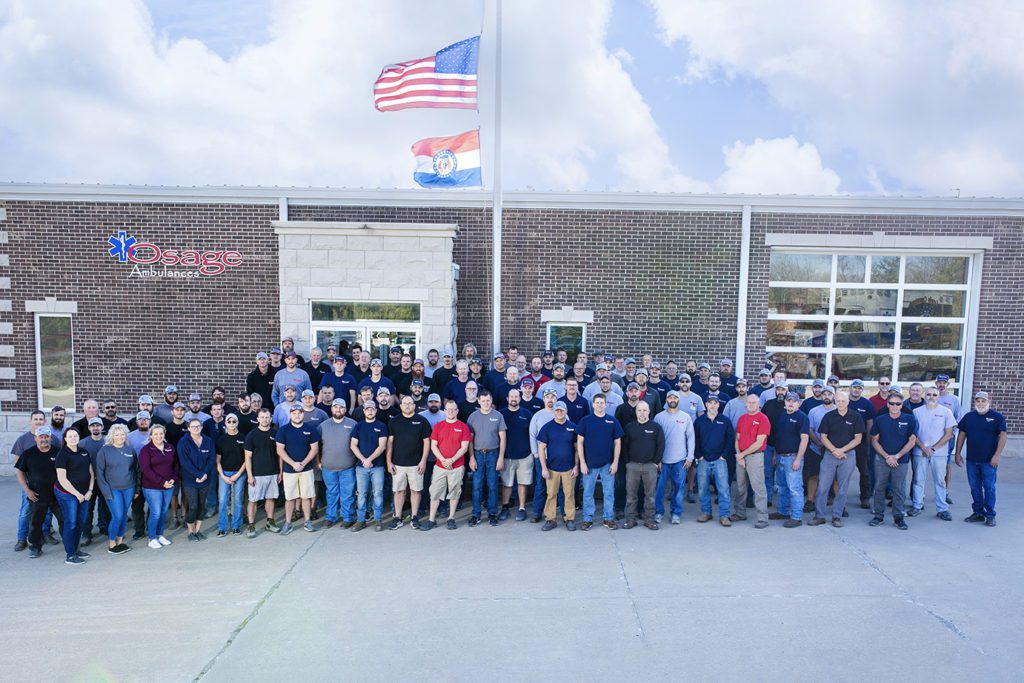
[18,491,53,541]
[698,458,730,517]
[580,464,614,522]
[206,463,219,514]
[106,487,134,541]
[55,489,88,558]
[217,471,247,532]
[143,488,175,539]
[775,454,805,520]
[966,460,997,518]
[355,466,384,522]
[323,467,356,522]
[472,450,499,517]
[654,461,687,516]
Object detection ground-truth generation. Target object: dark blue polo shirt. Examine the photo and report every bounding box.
[492,380,520,409]
[537,419,577,471]
[352,420,388,463]
[274,422,319,473]
[442,377,471,404]
[694,414,734,462]
[561,393,590,424]
[499,406,532,459]
[800,396,823,414]
[849,396,875,431]
[321,372,356,399]
[357,375,396,398]
[576,414,625,468]
[649,379,672,407]
[719,374,739,399]
[871,412,918,464]
[773,410,810,455]
[957,410,1007,463]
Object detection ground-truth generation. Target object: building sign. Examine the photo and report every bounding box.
[106,230,242,277]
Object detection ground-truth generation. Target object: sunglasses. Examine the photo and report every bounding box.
[888,401,903,406]
[879,381,891,386]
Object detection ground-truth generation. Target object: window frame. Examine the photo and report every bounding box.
[546,323,587,355]
[34,313,76,411]
[309,300,422,356]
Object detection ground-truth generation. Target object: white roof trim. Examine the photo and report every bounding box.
[1,183,1024,216]
[766,232,994,250]
[273,220,458,238]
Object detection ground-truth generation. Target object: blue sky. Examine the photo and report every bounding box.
[0,1,1019,196]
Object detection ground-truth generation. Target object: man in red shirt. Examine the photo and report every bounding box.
[869,377,892,414]
[421,400,471,531]
[732,394,771,528]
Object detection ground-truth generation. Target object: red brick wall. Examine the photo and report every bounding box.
[744,213,1024,432]
[2,201,279,411]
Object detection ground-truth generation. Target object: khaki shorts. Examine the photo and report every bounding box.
[392,464,424,492]
[428,465,464,501]
[500,454,534,487]
[283,470,315,500]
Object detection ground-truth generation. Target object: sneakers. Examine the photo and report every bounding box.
[671,515,681,525]
[65,555,85,565]
[564,520,575,531]
[985,517,997,527]
[303,521,316,532]
[158,536,172,546]
[187,533,198,542]
[906,507,922,517]
[468,516,481,527]
[754,521,768,529]
[581,521,593,531]
[644,520,659,531]
[350,522,365,532]
[216,530,227,538]
[622,520,637,529]
[728,513,746,523]
[280,523,295,536]
[602,519,617,530]
[869,517,884,527]
[498,506,510,521]
[895,518,909,530]
[341,521,355,529]
[807,517,827,526]
[541,520,557,531]
[76,550,91,559]
[246,524,257,538]
[266,520,282,533]
[937,511,952,521]
[29,547,41,558]
[14,540,27,552]
[831,518,843,528]
[719,517,732,527]
[195,531,207,541]
[696,513,712,523]
[653,513,664,524]
[419,520,437,531]
[410,516,421,530]
[322,520,336,529]
[964,513,986,523]
[232,527,242,536]
[446,519,458,530]
[148,539,162,549]
[783,519,802,528]
[389,517,405,531]
[515,508,527,522]
[374,521,384,532]
[488,516,499,527]
[108,543,131,554]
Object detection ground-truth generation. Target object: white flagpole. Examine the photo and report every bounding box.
[490,0,503,358]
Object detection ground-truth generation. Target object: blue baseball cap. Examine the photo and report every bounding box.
[553,401,567,411]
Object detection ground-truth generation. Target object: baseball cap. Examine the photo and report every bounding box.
[735,377,748,386]
[698,362,711,370]
[720,358,733,366]
[470,357,483,365]
[255,351,269,361]
[553,401,567,411]
[283,385,298,394]
[284,350,297,358]
[282,336,294,343]
[301,389,315,397]
[812,379,825,387]
[553,362,565,370]
[709,372,720,378]
[172,401,186,409]
[667,390,681,399]
[270,346,282,354]
[704,395,720,404]
[333,355,345,364]
[542,387,558,396]
[413,358,424,365]
[427,393,441,402]
[520,377,535,386]
[759,369,771,377]
[165,385,178,394]
[827,374,839,382]
[626,382,641,390]
[678,373,692,382]
[822,386,835,394]
[785,392,801,402]
[370,358,383,367]
[36,426,53,437]
[136,410,151,420]
[851,379,865,388]
[376,387,391,396]
[88,417,104,426]
[889,384,903,394]
[634,367,648,377]
[936,374,950,382]
[331,398,347,407]
[974,391,990,400]
[650,361,662,369]
[596,363,609,370]
[624,357,636,365]
[494,352,505,359]
[362,400,377,410]
[411,379,424,386]
[543,349,553,356]
[288,405,303,413]
[138,394,153,404]
[188,392,201,401]
[442,351,453,358]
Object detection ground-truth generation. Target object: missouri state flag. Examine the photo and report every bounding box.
[411,129,482,188]
[374,36,480,111]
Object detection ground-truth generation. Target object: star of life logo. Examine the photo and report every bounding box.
[106,230,242,277]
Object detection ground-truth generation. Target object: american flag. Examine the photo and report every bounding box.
[373,36,480,112]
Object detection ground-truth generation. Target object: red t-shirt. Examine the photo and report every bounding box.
[737,411,771,453]
[869,394,887,413]
[431,419,471,469]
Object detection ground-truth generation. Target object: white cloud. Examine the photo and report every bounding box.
[649,0,1024,196]
[0,0,707,192]
[714,137,840,195]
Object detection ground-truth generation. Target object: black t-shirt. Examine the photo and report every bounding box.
[54,446,92,493]
[217,432,248,472]
[432,366,455,392]
[244,428,278,477]
[164,421,187,450]
[303,361,332,390]
[15,446,59,492]
[388,414,432,467]
[761,398,786,447]
[818,410,866,450]
[102,416,128,433]
[458,399,479,423]
[236,410,258,434]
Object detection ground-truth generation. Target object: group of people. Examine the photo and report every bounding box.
[11,337,1008,566]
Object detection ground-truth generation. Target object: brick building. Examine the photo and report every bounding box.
[0,184,1021,470]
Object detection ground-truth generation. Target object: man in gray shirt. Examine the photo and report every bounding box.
[318,399,358,528]
[653,391,696,525]
[272,351,313,405]
[467,392,507,527]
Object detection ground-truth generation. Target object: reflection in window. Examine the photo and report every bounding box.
[768,352,826,380]
[837,255,866,283]
[871,255,900,283]
[312,301,421,322]
[770,252,831,282]
[899,355,961,382]
[902,290,965,317]
[832,322,896,348]
[901,323,963,350]
[768,288,830,315]
[548,324,585,358]
[767,320,827,347]
[905,256,968,284]
[38,315,75,409]
[835,289,897,316]
[831,354,893,381]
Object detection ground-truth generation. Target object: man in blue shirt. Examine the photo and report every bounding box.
[498,388,533,521]
[770,392,810,527]
[693,396,733,526]
[801,379,826,414]
[847,379,876,509]
[350,402,388,532]
[537,402,578,532]
[274,406,320,534]
[955,392,1007,527]
[870,393,917,530]
[576,395,624,530]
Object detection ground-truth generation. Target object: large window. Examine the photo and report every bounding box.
[767,251,972,391]
[35,314,75,409]
[547,323,586,359]
[310,301,421,358]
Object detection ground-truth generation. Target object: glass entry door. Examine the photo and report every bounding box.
[314,329,364,354]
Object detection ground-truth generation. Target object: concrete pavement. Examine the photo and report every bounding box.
[0,460,1020,682]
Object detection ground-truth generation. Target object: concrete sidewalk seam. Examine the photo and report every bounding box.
[610,533,646,644]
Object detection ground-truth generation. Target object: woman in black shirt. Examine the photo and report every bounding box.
[54,429,94,565]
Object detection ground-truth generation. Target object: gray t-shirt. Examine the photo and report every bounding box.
[11,432,37,459]
[912,405,957,456]
[95,443,139,499]
[318,417,358,470]
[467,409,506,451]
